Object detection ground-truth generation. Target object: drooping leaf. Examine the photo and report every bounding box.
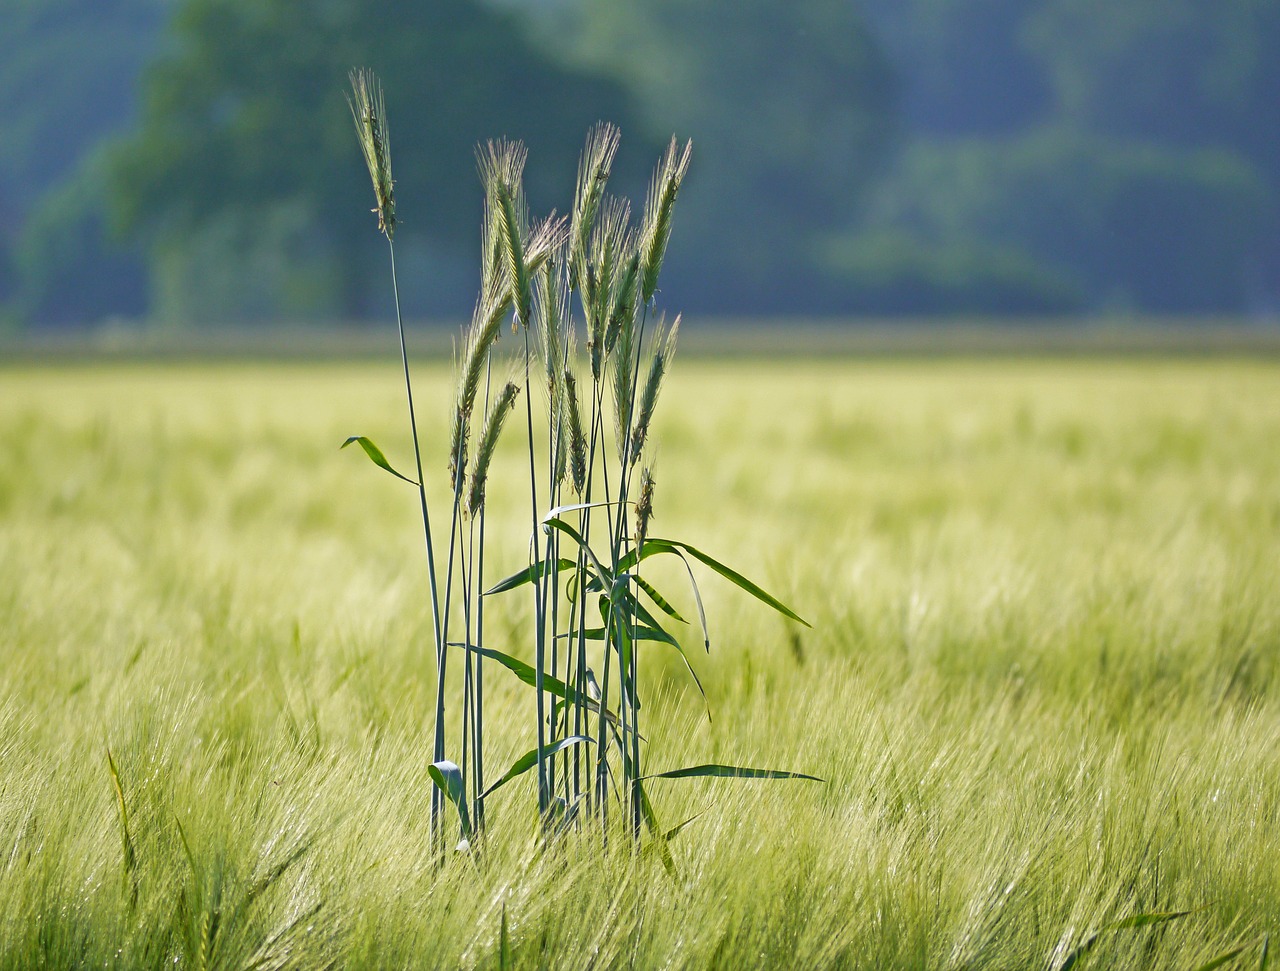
[603,596,710,719]
[613,585,677,643]
[542,516,613,585]
[428,760,472,841]
[341,436,418,486]
[627,537,810,627]
[669,547,710,651]
[470,645,571,700]
[644,763,823,783]
[482,736,594,798]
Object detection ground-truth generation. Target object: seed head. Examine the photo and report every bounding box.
[570,123,621,292]
[564,369,587,494]
[630,314,680,464]
[348,69,396,240]
[635,465,656,551]
[468,382,521,516]
[449,276,510,487]
[640,137,692,304]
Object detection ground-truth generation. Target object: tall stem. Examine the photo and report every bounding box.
[387,239,445,845]
[473,360,492,832]
[523,325,549,817]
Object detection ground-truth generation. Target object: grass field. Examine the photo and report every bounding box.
[1,357,1277,969]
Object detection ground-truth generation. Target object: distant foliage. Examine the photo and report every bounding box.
[538,0,898,313]
[108,0,640,322]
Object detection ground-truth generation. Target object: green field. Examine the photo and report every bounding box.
[1,358,1277,969]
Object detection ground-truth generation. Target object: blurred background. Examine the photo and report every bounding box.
[2,0,1279,334]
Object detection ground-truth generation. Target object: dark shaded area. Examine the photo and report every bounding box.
[1,0,1279,327]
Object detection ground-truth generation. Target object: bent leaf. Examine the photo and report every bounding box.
[543,517,612,585]
[670,548,710,652]
[428,760,472,841]
[482,736,594,798]
[341,436,418,486]
[644,763,824,783]
[632,538,809,627]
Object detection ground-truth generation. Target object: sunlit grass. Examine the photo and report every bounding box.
[0,358,1277,968]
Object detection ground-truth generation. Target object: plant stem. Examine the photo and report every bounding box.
[523,324,549,818]
[387,239,445,846]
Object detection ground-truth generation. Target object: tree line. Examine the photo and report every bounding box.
[1,0,1277,327]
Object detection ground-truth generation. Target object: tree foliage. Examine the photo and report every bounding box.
[0,0,163,320]
[536,0,898,311]
[109,0,640,320]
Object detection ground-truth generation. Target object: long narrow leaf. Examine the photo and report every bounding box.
[1192,946,1250,971]
[482,736,594,798]
[629,537,810,627]
[633,574,687,624]
[472,645,636,735]
[484,558,578,596]
[569,626,676,643]
[644,763,823,783]
[470,645,572,701]
[614,586,677,644]
[670,548,710,652]
[341,436,419,486]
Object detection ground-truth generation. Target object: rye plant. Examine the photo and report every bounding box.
[345,71,818,861]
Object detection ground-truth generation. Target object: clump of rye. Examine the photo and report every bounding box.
[344,70,817,860]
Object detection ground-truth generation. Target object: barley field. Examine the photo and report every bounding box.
[1,357,1277,969]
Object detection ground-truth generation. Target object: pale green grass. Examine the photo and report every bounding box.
[0,359,1277,969]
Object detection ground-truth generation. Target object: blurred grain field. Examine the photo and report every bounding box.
[1,357,1277,969]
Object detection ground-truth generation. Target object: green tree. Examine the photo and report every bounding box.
[110,0,640,322]
[1026,0,1280,172]
[859,0,1051,136]
[534,0,897,311]
[836,129,1269,312]
[0,0,164,321]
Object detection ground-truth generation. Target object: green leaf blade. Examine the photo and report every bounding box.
[342,436,419,486]
[484,558,578,596]
[482,736,594,798]
[641,538,810,627]
[644,763,824,783]
[428,760,472,841]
